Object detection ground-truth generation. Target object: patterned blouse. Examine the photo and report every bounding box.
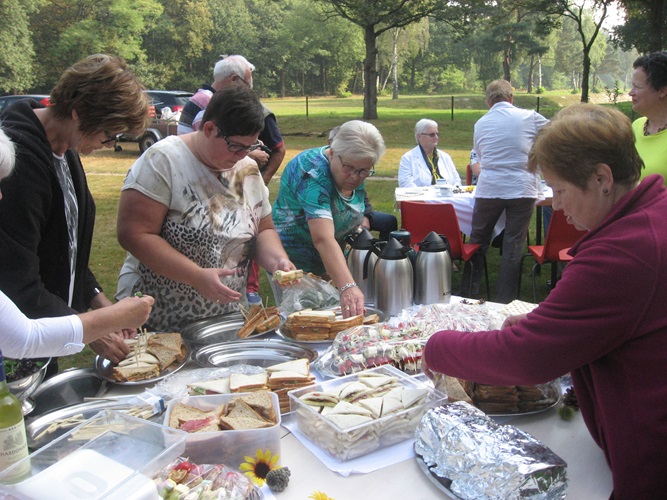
[120,136,271,331]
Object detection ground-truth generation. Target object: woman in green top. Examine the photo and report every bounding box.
[629,51,667,182]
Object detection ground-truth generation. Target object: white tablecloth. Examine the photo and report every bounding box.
[395,186,505,237]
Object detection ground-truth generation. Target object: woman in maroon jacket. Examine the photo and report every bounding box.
[423,103,667,499]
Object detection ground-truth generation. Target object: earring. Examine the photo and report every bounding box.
[603,188,609,195]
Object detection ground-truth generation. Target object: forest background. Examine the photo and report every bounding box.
[1,0,663,106]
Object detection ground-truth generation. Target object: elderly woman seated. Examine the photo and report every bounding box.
[272,120,386,319]
[398,118,462,187]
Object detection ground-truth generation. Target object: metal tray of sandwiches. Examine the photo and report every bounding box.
[95,331,190,385]
[192,339,318,369]
[181,308,284,345]
[277,305,387,344]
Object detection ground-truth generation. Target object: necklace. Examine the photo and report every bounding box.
[643,119,667,136]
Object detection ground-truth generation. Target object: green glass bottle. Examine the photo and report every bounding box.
[0,351,30,482]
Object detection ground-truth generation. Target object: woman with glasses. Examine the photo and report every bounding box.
[398,118,462,188]
[272,120,385,318]
[116,86,297,331]
[0,54,150,368]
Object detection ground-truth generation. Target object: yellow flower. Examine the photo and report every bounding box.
[309,492,335,500]
[239,448,280,486]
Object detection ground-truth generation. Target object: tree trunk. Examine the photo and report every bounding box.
[538,54,543,89]
[392,28,400,100]
[527,54,535,94]
[281,69,286,98]
[580,49,590,102]
[363,25,379,120]
[649,0,665,52]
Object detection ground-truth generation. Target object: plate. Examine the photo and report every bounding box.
[415,452,461,499]
[276,305,387,344]
[192,339,318,368]
[28,367,107,418]
[25,400,152,450]
[181,311,281,345]
[94,342,190,386]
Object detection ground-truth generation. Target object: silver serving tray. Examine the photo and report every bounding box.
[415,452,461,499]
[276,305,387,344]
[25,400,137,450]
[181,311,281,345]
[28,367,107,418]
[193,339,318,368]
[94,342,190,386]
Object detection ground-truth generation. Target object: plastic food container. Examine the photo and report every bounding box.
[288,365,446,461]
[163,392,282,469]
[0,410,187,499]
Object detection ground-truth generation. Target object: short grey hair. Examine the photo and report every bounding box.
[486,79,513,105]
[213,55,255,87]
[414,119,438,143]
[0,126,16,181]
[328,126,341,143]
[330,120,386,165]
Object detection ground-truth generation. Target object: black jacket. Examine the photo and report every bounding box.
[0,100,101,318]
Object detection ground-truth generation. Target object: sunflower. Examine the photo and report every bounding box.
[239,448,280,485]
[309,492,335,500]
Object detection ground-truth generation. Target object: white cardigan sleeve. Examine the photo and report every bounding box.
[0,291,84,359]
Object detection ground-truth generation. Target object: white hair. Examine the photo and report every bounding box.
[0,126,16,181]
[414,118,438,143]
[330,120,386,164]
[213,55,255,87]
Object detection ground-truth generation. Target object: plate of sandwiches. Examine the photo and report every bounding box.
[186,358,316,414]
[95,332,189,385]
[277,306,386,343]
[182,307,284,345]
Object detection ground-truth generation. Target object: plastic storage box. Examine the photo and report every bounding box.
[163,392,281,469]
[288,365,446,460]
[0,410,187,500]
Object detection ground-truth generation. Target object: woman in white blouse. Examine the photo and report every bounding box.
[398,119,462,187]
[0,126,154,360]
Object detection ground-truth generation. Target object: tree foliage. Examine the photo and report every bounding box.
[613,0,666,53]
[0,0,43,93]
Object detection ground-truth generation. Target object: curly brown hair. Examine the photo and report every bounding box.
[49,54,150,136]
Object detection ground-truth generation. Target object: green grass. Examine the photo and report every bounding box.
[60,92,578,371]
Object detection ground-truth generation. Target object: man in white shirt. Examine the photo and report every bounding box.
[462,80,548,303]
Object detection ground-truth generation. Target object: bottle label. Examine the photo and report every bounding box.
[0,421,30,480]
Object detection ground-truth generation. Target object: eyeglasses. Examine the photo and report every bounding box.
[216,128,261,153]
[101,131,117,145]
[420,132,439,138]
[338,156,375,178]
[234,74,252,89]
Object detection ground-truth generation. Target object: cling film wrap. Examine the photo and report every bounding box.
[316,303,504,376]
[415,402,568,499]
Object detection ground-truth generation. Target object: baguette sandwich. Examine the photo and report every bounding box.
[273,269,304,285]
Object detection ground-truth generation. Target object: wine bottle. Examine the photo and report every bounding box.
[0,351,30,482]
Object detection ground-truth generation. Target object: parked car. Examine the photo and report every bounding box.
[0,94,50,112]
[144,90,192,118]
[115,111,178,153]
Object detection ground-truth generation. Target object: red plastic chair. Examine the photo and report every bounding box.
[400,201,490,299]
[518,210,587,301]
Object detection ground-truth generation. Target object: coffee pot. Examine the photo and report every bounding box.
[414,231,452,305]
[345,228,377,305]
[372,237,413,317]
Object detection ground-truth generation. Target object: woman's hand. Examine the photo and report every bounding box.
[114,295,155,329]
[421,356,436,381]
[340,285,365,319]
[193,267,243,304]
[502,313,528,328]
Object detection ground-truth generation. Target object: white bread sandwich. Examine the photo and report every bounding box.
[229,372,268,392]
[265,358,310,377]
[187,378,231,396]
[112,363,160,382]
[117,352,160,367]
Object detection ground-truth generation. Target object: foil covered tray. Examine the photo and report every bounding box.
[192,339,318,368]
[28,367,107,418]
[181,311,281,345]
[416,454,461,499]
[94,342,190,386]
[276,305,387,344]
